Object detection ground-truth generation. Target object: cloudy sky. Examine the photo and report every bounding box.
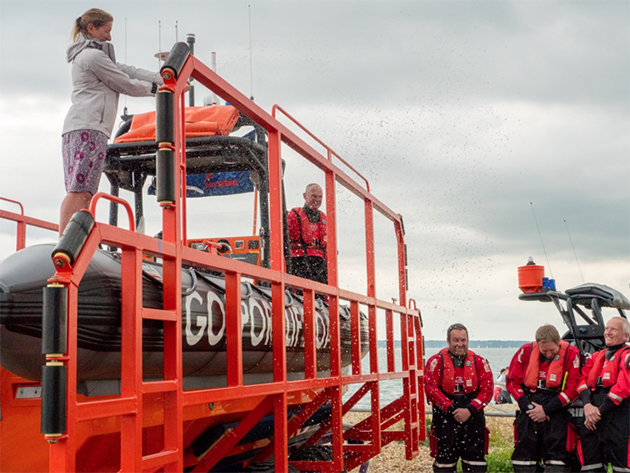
[0,1,628,341]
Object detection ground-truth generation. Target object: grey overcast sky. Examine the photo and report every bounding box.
[0,1,628,340]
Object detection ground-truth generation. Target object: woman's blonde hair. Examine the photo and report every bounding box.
[72,8,113,42]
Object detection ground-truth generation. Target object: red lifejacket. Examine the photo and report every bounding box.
[586,346,630,389]
[440,348,478,395]
[289,207,327,258]
[524,340,569,390]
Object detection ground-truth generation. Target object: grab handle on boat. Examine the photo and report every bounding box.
[52,209,95,270]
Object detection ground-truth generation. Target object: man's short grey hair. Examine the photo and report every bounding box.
[305,183,322,192]
[611,316,630,336]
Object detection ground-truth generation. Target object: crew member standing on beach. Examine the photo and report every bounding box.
[506,324,581,473]
[425,323,494,473]
[576,316,630,473]
[60,8,170,236]
[287,183,327,285]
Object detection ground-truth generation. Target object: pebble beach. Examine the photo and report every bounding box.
[346,404,517,472]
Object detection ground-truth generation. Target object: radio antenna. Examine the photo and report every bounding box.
[564,219,585,283]
[175,20,178,43]
[248,4,254,100]
[158,21,162,68]
[124,18,128,111]
[530,202,554,279]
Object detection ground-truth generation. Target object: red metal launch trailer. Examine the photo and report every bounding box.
[0,43,424,472]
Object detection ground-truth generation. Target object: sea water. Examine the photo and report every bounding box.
[344,346,520,411]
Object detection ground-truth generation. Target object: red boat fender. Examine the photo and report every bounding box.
[518,257,544,293]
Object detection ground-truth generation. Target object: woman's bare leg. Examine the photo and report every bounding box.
[59,191,92,236]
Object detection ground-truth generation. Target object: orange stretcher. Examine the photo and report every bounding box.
[113,105,240,143]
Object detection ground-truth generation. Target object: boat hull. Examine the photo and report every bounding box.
[0,244,368,384]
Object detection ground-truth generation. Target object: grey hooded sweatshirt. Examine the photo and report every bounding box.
[62,37,163,138]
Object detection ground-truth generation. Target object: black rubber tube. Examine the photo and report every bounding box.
[160,42,190,80]
[42,285,67,355]
[52,210,95,267]
[41,363,67,435]
[156,90,174,144]
[156,148,176,204]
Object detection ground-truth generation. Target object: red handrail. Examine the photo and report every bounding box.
[0,196,25,215]
[88,192,135,232]
[0,196,58,251]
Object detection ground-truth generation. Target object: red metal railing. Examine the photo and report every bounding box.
[0,196,58,250]
[0,47,424,473]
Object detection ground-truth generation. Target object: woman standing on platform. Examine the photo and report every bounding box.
[59,8,164,235]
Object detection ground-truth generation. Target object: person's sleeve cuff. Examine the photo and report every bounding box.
[518,396,530,412]
[599,397,616,415]
[579,389,592,406]
[542,397,563,415]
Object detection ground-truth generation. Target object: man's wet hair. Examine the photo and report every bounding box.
[447,323,468,341]
[535,324,560,344]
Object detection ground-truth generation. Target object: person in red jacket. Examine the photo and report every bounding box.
[506,324,581,472]
[287,183,327,285]
[577,316,630,472]
[425,323,494,473]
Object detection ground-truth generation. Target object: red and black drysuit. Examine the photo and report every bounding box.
[576,344,630,472]
[287,206,327,286]
[506,341,581,473]
[425,348,494,473]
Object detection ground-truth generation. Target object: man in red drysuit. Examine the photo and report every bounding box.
[287,183,327,285]
[577,316,630,472]
[507,324,581,473]
[425,323,494,473]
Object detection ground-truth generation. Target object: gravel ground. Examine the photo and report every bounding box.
[345,404,517,473]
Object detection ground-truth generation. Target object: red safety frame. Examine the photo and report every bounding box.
[0,49,424,473]
[0,196,58,251]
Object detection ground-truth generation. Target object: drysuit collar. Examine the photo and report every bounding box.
[302,205,321,223]
[606,343,627,360]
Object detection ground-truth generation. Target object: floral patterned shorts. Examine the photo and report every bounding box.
[62,129,108,194]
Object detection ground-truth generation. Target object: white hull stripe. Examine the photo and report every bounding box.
[612,467,630,473]
[546,460,568,465]
[512,460,538,465]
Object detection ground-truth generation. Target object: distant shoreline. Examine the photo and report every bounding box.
[424,340,528,349]
[379,340,528,349]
